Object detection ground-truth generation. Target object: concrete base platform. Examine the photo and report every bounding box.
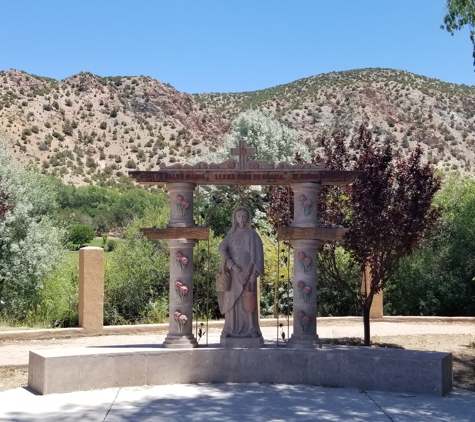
[220,335,264,348]
[28,345,452,396]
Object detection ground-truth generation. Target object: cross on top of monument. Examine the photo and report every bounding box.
[230,139,256,170]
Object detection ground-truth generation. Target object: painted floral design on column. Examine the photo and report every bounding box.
[297,280,312,302]
[174,280,189,301]
[175,251,189,274]
[297,194,313,216]
[175,194,190,216]
[297,251,313,273]
[296,310,312,332]
[173,311,188,331]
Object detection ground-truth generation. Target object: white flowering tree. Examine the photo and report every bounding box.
[0,137,64,320]
[197,109,310,164]
[191,110,311,237]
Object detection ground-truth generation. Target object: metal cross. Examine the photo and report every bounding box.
[230,140,256,170]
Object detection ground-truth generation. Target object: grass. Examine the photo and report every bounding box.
[67,237,115,263]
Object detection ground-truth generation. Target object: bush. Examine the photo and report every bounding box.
[68,224,95,249]
[28,258,79,328]
[0,137,64,321]
[107,239,118,252]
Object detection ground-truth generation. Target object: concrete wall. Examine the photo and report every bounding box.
[28,345,452,396]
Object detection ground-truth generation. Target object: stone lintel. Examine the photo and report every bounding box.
[278,226,348,241]
[129,170,362,186]
[140,227,209,241]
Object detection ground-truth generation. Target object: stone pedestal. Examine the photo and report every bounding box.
[163,238,198,348]
[78,247,104,333]
[220,336,264,348]
[288,239,321,349]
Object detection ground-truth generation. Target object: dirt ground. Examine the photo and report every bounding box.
[1,321,474,393]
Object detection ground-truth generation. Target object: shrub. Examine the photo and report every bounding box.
[107,239,118,252]
[68,224,95,249]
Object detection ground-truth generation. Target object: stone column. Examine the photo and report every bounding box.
[163,239,198,348]
[288,182,321,349]
[163,182,198,348]
[78,247,104,333]
[166,182,195,228]
[288,239,321,348]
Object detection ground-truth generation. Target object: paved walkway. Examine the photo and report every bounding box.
[1,318,475,421]
[1,383,474,421]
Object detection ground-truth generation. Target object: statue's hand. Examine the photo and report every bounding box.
[232,264,243,273]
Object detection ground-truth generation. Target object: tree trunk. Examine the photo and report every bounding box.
[362,305,371,346]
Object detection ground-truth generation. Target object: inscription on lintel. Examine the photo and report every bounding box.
[129,170,360,186]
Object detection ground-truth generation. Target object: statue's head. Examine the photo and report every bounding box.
[232,206,251,229]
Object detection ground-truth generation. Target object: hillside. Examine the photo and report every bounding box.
[195,68,475,173]
[1,68,475,187]
[0,70,230,187]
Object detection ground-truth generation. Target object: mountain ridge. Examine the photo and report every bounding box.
[1,67,474,187]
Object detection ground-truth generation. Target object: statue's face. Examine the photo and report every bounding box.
[235,210,248,228]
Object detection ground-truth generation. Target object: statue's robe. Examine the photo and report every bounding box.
[218,225,264,337]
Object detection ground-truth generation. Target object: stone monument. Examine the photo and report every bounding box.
[130,140,361,349]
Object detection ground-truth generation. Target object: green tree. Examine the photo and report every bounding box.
[386,175,475,316]
[441,0,475,67]
[67,224,95,249]
[0,137,64,321]
[104,206,170,324]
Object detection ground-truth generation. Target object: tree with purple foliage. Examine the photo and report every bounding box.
[267,125,442,345]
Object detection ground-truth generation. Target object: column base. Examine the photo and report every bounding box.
[220,335,264,348]
[287,334,322,349]
[163,334,198,349]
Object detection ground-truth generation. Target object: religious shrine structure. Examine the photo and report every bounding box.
[129,141,360,349]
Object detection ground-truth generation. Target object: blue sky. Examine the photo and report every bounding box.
[0,1,473,93]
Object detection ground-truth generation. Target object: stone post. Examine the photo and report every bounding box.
[288,183,321,349]
[362,265,384,319]
[163,182,198,348]
[79,247,104,332]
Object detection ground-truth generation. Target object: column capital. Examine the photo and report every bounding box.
[165,182,197,190]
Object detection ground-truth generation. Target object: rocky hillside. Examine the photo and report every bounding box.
[0,70,230,187]
[195,68,475,174]
[1,68,475,187]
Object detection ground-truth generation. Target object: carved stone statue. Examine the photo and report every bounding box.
[217,206,264,347]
